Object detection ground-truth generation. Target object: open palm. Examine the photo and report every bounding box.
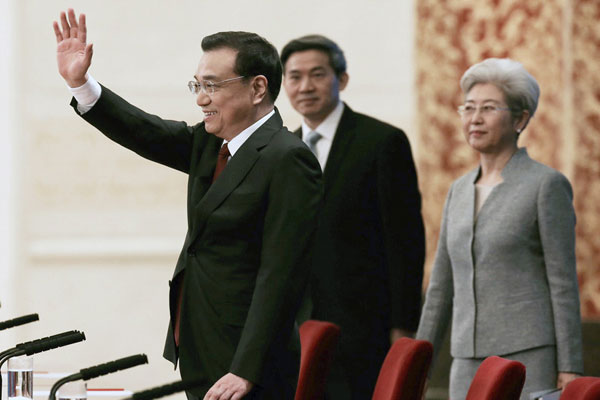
[53,9,93,87]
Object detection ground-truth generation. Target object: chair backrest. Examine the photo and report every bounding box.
[560,377,600,400]
[294,320,341,400]
[465,356,526,400]
[371,337,433,400]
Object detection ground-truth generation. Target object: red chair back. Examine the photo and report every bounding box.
[465,356,526,400]
[560,377,600,400]
[371,337,433,400]
[294,320,341,400]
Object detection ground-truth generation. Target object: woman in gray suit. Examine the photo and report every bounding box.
[416,58,583,399]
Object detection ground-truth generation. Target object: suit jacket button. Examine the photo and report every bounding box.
[187,249,196,257]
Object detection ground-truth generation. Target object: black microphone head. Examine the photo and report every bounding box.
[127,379,206,400]
[79,354,148,381]
[0,314,40,331]
[16,330,86,355]
[16,330,79,349]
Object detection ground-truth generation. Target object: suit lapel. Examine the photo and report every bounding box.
[463,169,479,274]
[322,104,358,194]
[467,168,479,229]
[190,111,282,238]
[186,130,222,234]
[473,148,528,227]
[192,133,222,197]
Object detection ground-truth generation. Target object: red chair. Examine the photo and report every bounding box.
[371,337,433,400]
[294,320,341,400]
[465,355,526,400]
[560,377,600,400]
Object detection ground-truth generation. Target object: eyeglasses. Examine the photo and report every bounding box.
[187,76,245,95]
[457,104,511,118]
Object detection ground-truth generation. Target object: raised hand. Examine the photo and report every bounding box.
[53,8,93,87]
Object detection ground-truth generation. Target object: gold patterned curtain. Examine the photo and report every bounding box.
[415,0,600,319]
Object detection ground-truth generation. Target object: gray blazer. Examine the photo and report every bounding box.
[417,148,583,373]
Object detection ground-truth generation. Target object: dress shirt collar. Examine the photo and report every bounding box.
[225,109,275,156]
[301,100,344,141]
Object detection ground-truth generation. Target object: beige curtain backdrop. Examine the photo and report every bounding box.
[415,0,600,320]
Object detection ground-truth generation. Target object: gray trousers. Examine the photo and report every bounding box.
[449,345,557,400]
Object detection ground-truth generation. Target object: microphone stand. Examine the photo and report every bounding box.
[124,378,206,400]
[0,331,86,400]
[48,354,148,400]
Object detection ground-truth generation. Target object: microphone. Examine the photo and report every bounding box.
[17,330,86,356]
[0,330,86,363]
[48,354,148,400]
[79,354,149,381]
[0,331,86,400]
[124,379,206,400]
[0,314,39,331]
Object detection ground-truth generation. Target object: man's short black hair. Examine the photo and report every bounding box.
[280,34,347,77]
[202,31,282,103]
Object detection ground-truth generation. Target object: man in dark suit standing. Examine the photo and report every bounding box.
[53,10,322,400]
[281,35,425,399]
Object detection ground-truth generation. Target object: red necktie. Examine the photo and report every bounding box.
[212,143,230,182]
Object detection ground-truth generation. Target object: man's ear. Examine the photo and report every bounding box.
[251,75,269,105]
[338,72,349,91]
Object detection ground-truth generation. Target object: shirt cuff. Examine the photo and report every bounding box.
[69,74,102,114]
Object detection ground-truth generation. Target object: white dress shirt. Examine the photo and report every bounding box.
[70,74,102,113]
[301,100,344,170]
[225,109,275,157]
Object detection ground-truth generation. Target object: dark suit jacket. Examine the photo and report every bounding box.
[72,86,323,398]
[296,104,425,389]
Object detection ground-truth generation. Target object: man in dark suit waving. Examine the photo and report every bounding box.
[53,9,322,400]
[281,35,425,399]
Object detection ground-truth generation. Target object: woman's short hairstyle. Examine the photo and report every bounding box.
[460,58,540,118]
